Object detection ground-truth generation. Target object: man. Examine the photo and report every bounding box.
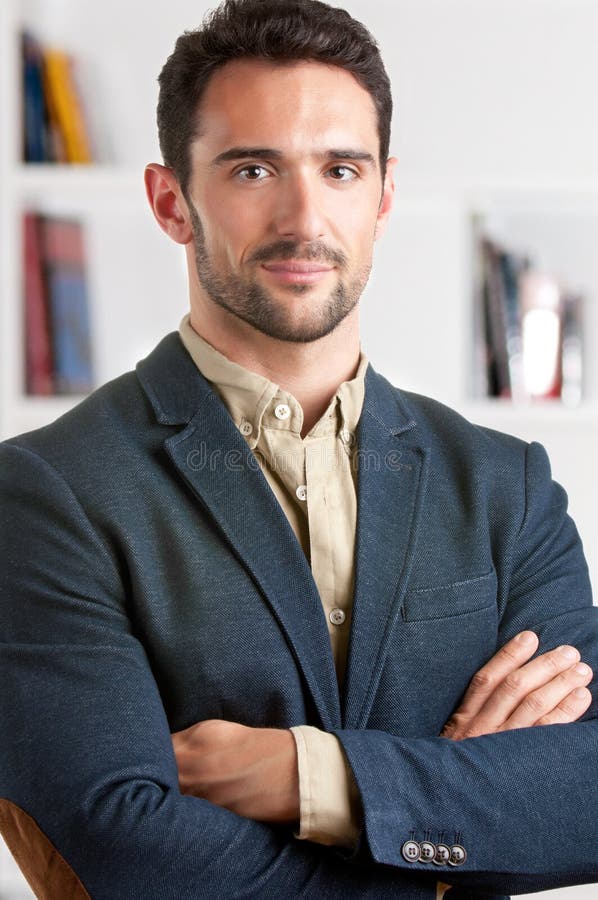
[0,1,597,898]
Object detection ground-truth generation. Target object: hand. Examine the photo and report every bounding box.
[172,719,299,823]
[441,631,593,740]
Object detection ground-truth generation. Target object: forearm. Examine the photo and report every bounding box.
[0,637,439,900]
[0,446,427,900]
[335,719,598,895]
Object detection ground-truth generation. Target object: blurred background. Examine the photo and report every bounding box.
[1,0,597,897]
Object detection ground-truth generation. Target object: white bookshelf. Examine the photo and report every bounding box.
[1,1,597,897]
[0,0,190,442]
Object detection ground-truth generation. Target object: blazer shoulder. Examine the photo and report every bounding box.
[392,382,529,462]
[3,368,148,461]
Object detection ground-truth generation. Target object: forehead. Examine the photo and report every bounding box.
[192,58,380,156]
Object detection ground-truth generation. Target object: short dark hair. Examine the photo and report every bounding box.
[157,0,392,194]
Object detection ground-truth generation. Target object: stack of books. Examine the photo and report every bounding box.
[475,234,583,405]
[23,213,94,396]
[22,31,93,164]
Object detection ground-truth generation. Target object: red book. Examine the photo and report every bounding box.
[38,216,93,394]
[23,212,54,395]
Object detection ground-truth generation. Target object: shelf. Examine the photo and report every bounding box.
[397,174,598,194]
[8,394,598,443]
[393,180,598,220]
[15,171,598,199]
[392,177,598,219]
[458,400,598,430]
[8,395,88,438]
[14,164,146,195]
[12,160,598,208]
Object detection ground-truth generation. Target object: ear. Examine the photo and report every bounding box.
[374,156,398,241]
[144,163,193,245]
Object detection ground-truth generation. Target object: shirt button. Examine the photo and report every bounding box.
[329,608,346,626]
[274,403,291,420]
[340,427,354,445]
[239,421,253,436]
[295,485,307,502]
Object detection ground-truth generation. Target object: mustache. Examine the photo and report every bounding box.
[249,240,347,268]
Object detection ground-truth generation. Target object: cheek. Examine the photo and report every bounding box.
[327,191,380,255]
[201,192,269,263]
[336,213,378,262]
[197,217,249,268]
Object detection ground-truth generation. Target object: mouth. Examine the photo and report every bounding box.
[260,260,336,285]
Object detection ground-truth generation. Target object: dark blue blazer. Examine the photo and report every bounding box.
[1,332,597,899]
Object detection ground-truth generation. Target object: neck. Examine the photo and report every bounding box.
[188,304,361,438]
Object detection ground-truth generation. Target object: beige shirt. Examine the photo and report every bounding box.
[179,314,363,846]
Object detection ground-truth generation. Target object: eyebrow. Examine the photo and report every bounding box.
[210,147,377,168]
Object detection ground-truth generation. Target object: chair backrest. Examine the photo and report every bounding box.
[0,799,90,900]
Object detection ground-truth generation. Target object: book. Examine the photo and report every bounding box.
[475,230,584,403]
[42,49,92,163]
[22,32,50,163]
[23,213,54,394]
[479,238,511,397]
[471,215,490,399]
[560,293,584,407]
[37,217,94,394]
[41,52,67,163]
[21,30,93,164]
[498,248,528,402]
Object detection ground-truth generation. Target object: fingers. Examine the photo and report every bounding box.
[454,631,540,719]
[502,663,593,730]
[534,687,593,726]
[441,633,594,741]
[475,645,589,733]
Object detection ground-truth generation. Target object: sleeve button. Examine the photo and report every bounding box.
[401,840,420,863]
[418,841,436,862]
[433,843,451,865]
[449,844,467,866]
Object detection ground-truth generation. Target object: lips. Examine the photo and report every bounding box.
[261,260,335,285]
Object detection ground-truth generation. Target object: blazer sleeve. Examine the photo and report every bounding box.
[0,441,437,900]
[333,440,598,895]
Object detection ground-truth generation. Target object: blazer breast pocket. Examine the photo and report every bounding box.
[402,569,498,623]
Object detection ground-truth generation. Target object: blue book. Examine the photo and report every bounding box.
[40,217,94,394]
[46,269,94,393]
[22,32,50,162]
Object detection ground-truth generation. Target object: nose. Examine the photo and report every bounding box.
[272,174,327,243]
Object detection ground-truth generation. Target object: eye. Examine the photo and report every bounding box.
[236,165,270,182]
[327,165,358,182]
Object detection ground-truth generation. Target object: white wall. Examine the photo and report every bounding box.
[1,1,597,897]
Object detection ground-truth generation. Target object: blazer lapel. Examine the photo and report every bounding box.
[137,333,342,731]
[343,367,430,728]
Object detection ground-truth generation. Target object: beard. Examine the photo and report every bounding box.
[188,201,371,344]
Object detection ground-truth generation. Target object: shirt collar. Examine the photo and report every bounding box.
[178,313,367,446]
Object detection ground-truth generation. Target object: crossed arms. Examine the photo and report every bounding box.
[1,438,598,898]
[172,630,594,830]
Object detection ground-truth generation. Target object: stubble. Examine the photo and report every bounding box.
[188,201,371,344]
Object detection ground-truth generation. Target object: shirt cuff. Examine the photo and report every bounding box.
[290,725,362,848]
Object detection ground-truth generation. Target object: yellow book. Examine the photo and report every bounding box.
[40,47,66,162]
[43,49,92,163]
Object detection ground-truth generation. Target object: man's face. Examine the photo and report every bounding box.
[185,58,393,344]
